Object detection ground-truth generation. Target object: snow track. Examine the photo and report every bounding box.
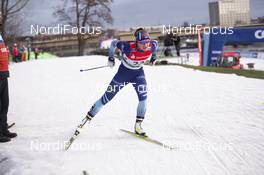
[0,56,263,175]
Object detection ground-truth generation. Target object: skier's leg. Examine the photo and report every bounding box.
[88,79,127,117]
[132,71,148,118]
[132,70,147,135]
[87,98,104,117]
[87,65,130,118]
[136,99,147,121]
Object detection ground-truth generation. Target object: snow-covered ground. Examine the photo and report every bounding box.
[1,56,264,175]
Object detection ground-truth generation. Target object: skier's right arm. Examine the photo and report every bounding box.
[108,40,124,67]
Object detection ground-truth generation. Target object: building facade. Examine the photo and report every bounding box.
[209,0,251,26]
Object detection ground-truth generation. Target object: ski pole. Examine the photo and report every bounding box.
[80,65,109,72]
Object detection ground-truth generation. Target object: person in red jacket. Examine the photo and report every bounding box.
[0,35,17,142]
[12,43,19,62]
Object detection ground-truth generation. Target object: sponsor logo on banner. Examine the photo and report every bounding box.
[255,30,264,39]
[212,50,222,54]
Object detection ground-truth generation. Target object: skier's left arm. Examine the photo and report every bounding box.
[150,40,158,65]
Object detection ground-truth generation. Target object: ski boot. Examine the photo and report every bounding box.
[134,118,146,136]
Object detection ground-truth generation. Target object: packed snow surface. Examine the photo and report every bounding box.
[1,55,264,175]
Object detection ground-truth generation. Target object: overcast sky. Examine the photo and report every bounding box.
[22,0,264,30]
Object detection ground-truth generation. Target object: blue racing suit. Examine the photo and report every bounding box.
[88,39,158,119]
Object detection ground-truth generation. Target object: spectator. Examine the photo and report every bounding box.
[12,43,19,62]
[186,53,190,62]
[0,35,17,142]
[34,47,40,59]
[21,45,27,61]
[27,44,31,60]
[19,45,24,61]
[163,33,174,57]
[173,35,181,56]
[164,33,174,47]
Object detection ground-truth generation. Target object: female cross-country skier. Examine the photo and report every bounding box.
[85,28,158,136]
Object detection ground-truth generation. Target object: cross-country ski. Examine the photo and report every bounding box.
[120,129,176,150]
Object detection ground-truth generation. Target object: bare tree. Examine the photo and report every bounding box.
[5,13,25,40]
[0,0,29,40]
[257,16,264,24]
[54,0,113,56]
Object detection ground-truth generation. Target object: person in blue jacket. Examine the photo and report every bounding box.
[86,28,158,135]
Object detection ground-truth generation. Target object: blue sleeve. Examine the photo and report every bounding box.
[151,40,158,56]
[109,39,119,58]
[109,40,130,57]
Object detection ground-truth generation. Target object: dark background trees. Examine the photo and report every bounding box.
[0,0,29,41]
[54,0,113,56]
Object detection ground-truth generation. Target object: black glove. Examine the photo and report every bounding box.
[108,56,115,67]
[150,56,156,65]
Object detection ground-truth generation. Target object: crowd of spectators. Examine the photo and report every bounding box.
[11,43,41,62]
